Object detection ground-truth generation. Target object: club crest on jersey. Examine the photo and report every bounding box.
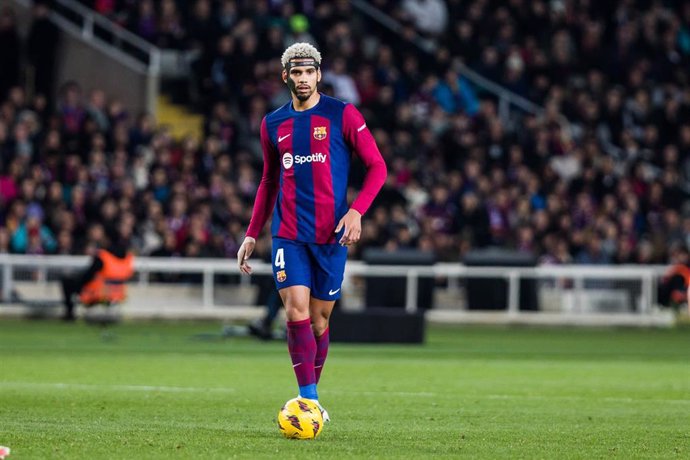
[282,152,293,170]
[277,270,287,282]
[313,126,327,140]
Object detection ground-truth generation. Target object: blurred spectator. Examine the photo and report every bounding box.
[433,68,479,116]
[0,7,20,100]
[323,57,360,105]
[27,2,59,105]
[86,89,110,133]
[400,0,448,38]
[10,203,56,254]
[128,0,157,44]
[285,13,317,47]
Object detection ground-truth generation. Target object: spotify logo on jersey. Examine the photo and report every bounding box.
[283,152,327,169]
[295,153,326,164]
[282,152,294,169]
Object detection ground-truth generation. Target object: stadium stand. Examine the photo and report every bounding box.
[0,0,689,271]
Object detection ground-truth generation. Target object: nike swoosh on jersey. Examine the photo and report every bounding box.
[328,289,340,295]
[278,134,291,142]
[357,123,367,132]
[293,362,302,368]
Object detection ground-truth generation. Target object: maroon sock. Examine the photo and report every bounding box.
[287,318,317,388]
[314,327,330,384]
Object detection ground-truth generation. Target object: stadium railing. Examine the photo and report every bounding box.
[7,0,161,114]
[0,255,675,326]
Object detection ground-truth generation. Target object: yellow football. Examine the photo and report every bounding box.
[277,397,324,439]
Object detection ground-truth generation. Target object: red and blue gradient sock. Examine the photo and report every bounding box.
[314,327,330,384]
[287,318,318,400]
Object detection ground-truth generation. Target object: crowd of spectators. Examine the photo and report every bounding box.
[1,0,690,266]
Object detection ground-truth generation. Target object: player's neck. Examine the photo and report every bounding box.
[292,92,321,112]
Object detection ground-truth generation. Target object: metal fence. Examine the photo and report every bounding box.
[0,255,675,324]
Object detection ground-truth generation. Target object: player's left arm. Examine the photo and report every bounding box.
[239,117,280,273]
[337,104,388,246]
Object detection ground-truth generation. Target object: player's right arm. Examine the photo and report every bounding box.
[238,118,280,274]
[336,104,387,246]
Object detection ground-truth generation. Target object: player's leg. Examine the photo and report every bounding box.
[307,299,334,423]
[60,273,83,321]
[308,241,348,384]
[309,296,334,384]
[272,238,318,400]
[255,288,282,339]
[281,285,320,400]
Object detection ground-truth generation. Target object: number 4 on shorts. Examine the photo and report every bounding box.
[275,248,285,269]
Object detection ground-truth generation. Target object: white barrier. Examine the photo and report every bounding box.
[0,255,675,326]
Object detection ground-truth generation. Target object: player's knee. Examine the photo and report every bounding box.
[281,288,310,320]
[310,314,329,336]
[284,302,309,321]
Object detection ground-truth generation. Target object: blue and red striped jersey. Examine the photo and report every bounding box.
[246,94,387,244]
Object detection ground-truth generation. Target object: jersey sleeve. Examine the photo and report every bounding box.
[246,117,280,239]
[342,104,388,215]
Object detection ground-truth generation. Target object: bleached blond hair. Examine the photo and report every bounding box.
[281,42,322,69]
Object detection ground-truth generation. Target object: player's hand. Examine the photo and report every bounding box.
[237,236,256,274]
[335,209,362,246]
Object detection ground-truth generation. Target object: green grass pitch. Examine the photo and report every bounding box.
[0,319,689,459]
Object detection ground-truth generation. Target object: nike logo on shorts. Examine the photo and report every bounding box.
[278,134,291,143]
[329,289,340,296]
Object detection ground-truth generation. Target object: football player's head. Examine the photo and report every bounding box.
[281,43,322,102]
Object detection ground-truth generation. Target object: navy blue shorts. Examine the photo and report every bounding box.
[271,237,348,301]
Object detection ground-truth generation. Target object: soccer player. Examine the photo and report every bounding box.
[237,43,387,420]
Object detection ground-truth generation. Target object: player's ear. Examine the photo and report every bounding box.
[282,69,287,84]
[317,69,321,83]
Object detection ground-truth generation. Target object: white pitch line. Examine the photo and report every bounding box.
[484,393,690,404]
[1,383,688,405]
[0,382,236,393]
[329,390,436,397]
[0,382,435,397]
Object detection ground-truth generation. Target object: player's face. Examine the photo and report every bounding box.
[283,60,321,102]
